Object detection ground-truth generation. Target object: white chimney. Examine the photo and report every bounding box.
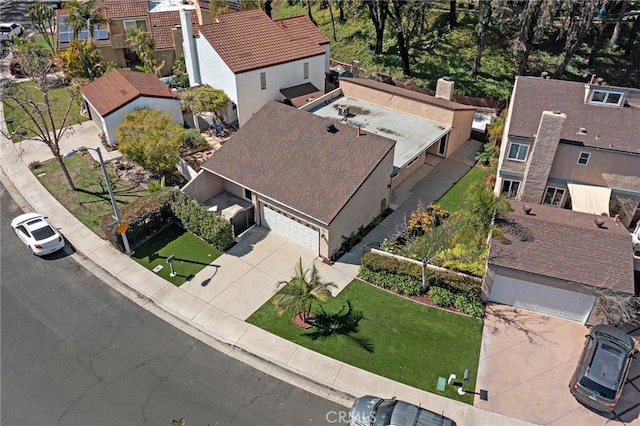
[435,77,455,101]
[180,10,201,86]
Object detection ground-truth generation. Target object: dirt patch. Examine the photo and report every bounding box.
[293,312,316,329]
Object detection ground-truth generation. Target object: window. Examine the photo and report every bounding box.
[543,187,565,207]
[58,15,108,42]
[124,19,147,33]
[243,188,253,200]
[501,179,520,198]
[260,72,266,90]
[507,142,529,161]
[578,151,591,165]
[437,135,447,156]
[589,89,624,106]
[303,62,309,79]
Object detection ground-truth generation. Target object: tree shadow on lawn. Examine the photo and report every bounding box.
[304,301,375,354]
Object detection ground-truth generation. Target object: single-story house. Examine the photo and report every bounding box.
[80,70,183,146]
[183,100,396,259]
[483,199,636,323]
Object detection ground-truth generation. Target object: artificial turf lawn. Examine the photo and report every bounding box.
[246,279,483,404]
[436,166,488,213]
[132,223,221,286]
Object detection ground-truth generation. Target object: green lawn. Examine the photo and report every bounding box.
[436,166,487,213]
[247,279,483,404]
[131,223,221,286]
[34,152,159,236]
[3,81,87,143]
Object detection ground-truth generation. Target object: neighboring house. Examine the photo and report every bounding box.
[183,100,395,259]
[305,77,476,193]
[55,0,205,76]
[180,8,330,127]
[494,75,640,227]
[80,69,182,146]
[484,199,636,324]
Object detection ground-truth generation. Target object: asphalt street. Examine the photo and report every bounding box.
[1,182,349,425]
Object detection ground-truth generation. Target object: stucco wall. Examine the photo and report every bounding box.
[182,170,224,203]
[549,145,640,194]
[194,37,238,101]
[233,55,326,126]
[391,151,426,188]
[102,97,182,146]
[328,148,394,257]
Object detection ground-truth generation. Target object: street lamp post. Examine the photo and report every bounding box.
[64,146,133,256]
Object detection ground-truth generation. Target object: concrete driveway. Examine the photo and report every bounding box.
[475,304,640,425]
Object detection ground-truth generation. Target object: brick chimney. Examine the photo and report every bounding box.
[435,77,455,101]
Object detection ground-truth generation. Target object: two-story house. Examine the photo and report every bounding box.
[179,8,330,127]
[494,75,640,226]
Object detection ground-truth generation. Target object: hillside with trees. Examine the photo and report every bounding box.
[273,0,640,101]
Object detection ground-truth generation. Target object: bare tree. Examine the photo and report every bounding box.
[555,0,602,78]
[588,287,639,326]
[472,0,494,75]
[609,0,629,46]
[367,0,389,55]
[1,40,80,190]
[27,3,57,56]
[388,0,427,77]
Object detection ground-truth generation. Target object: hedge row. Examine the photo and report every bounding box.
[361,252,422,280]
[428,286,484,318]
[358,267,423,296]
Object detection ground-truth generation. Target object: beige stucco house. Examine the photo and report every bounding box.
[494,75,640,226]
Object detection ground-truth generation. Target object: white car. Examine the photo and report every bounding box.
[11,213,65,256]
[0,23,24,43]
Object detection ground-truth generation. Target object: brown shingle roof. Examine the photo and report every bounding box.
[340,78,476,111]
[103,0,148,19]
[274,15,330,46]
[149,10,198,50]
[201,101,395,224]
[197,9,325,74]
[489,199,635,294]
[80,70,176,116]
[509,76,640,153]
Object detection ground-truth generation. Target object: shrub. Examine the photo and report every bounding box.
[183,129,207,148]
[428,271,481,295]
[454,293,485,318]
[358,267,423,296]
[168,190,233,251]
[361,252,422,280]
[428,286,456,307]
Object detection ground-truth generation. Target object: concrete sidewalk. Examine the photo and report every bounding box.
[0,110,532,425]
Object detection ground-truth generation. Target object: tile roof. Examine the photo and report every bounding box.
[197,9,326,74]
[509,76,640,154]
[489,199,635,294]
[149,9,198,49]
[340,78,476,111]
[201,101,396,225]
[274,15,330,46]
[103,0,149,19]
[80,70,176,116]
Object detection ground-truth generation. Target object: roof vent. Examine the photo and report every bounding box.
[595,217,605,228]
[523,205,532,215]
[325,123,338,133]
[541,71,549,79]
[442,76,451,81]
[338,105,350,116]
[596,77,604,85]
[577,128,587,135]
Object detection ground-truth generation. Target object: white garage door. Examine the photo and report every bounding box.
[261,205,319,254]
[489,275,596,323]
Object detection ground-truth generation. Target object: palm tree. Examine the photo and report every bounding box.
[64,0,108,42]
[272,258,336,324]
[125,27,164,75]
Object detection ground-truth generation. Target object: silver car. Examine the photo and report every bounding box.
[349,395,455,426]
[11,213,65,256]
[569,324,636,412]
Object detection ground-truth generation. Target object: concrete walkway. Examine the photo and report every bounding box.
[0,94,533,424]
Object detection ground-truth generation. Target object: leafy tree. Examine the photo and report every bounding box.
[116,108,184,172]
[367,0,389,55]
[1,39,79,190]
[27,3,57,55]
[609,0,628,46]
[272,258,336,323]
[170,55,190,88]
[388,0,427,77]
[463,182,509,237]
[125,27,164,76]
[58,39,109,81]
[475,143,499,166]
[179,86,229,131]
[64,0,109,41]
[554,0,602,78]
[472,0,494,75]
[307,0,318,26]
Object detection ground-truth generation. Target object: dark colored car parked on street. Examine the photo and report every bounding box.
[349,395,456,426]
[569,324,636,412]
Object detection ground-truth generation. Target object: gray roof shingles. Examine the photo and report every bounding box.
[201,101,396,225]
[509,76,640,153]
[490,199,635,294]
